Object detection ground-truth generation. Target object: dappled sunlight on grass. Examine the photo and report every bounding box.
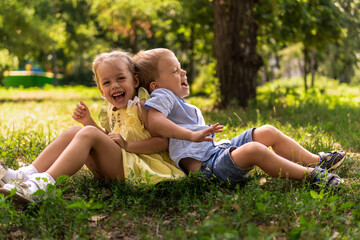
[0,93,103,168]
[0,85,100,101]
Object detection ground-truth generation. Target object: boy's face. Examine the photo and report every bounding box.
[97,61,139,110]
[155,53,189,99]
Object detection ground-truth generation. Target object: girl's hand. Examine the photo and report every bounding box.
[108,132,128,150]
[190,123,223,142]
[72,101,93,126]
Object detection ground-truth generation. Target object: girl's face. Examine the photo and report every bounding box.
[97,60,139,110]
[154,52,189,99]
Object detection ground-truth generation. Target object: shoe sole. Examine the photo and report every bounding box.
[0,188,34,205]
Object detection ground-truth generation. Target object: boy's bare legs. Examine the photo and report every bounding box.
[231,142,312,180]
[46,126,124,181]
[31,125,83,172]
[252,125,320,166]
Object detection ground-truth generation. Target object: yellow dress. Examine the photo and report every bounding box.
[98,87,185,184]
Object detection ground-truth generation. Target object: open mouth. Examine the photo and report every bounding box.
[181,82,189,88]
[112,91,125,103]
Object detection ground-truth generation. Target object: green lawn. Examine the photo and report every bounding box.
[1,77,360,239]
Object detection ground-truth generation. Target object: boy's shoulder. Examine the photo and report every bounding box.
[151,88,177,98]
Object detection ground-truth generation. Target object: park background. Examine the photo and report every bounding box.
[1,0,360,239]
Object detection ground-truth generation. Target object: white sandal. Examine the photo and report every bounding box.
[0,173,54,204]
[0,161,27,187]
[0,182,35,204]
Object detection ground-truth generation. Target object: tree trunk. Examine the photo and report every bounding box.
[310,49,316,87]
[213,0,263,108]
[303,47,308,91]
[331,43,339,80]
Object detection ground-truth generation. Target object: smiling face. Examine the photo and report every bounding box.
[96,60,139,110]
[154,52,189,99]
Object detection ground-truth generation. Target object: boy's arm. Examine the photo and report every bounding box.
[148,108,222,142]
[107,102,169,154]
[108,132,168,154]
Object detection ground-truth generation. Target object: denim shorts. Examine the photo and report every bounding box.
[199,128,255,185]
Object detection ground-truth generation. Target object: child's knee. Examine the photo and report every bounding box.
[67,125,83,134]
[61,125,82,139]
[76,125,101,139]
[234,142,267,157]
[231,142,268,167]
[255,124,280,138]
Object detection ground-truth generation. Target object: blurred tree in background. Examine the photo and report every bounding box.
[0,0,359,107]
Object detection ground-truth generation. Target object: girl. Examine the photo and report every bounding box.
[133,48,345,187]
[0,50,185,204]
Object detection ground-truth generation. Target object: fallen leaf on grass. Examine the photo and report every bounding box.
[259,178,267,185]
[90,214,106,223]
[231,204,240,211]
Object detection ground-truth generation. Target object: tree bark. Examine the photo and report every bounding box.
[303,47,308,91]
[310,49,316,87]
[213,0,263,108]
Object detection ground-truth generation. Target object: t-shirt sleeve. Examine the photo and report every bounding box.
[144,88,175,117]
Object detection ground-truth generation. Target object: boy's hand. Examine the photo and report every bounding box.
[190,123,223,142]
[108,132,128,150]
[72,101,93,126]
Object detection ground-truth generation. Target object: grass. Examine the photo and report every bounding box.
[1,76,360,239]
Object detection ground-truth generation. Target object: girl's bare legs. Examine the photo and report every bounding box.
[231,142,312,180]
[31,125,83,172]
[252,125,320,166]
[46,126,124,180]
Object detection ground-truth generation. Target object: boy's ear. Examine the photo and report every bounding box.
[134,74,140,88]
[149,81,159,92]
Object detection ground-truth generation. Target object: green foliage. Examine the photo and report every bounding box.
[256,0,343,48]
[1,0,358,102]
[320,0,360,83]
[0,0,54,60]
[256,0,359,89]
[0,50,18,85]
[191,59,219,99]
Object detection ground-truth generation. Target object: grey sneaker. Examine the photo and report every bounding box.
[310,166,344,189]
[317,150,346,171]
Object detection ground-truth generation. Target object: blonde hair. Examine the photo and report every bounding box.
[133,48,174,92]
[92,50,135,87]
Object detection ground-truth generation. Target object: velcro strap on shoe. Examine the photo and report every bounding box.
[326,173,344,186]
